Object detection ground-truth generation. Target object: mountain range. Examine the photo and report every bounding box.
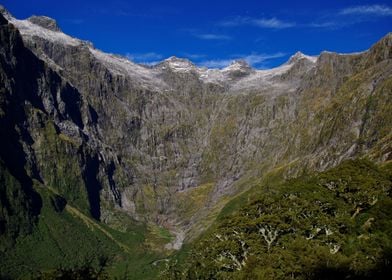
[0,5,391,279]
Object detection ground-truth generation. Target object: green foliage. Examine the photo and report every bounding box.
[33,121,89,214]
[168,159,392,279]
[0,160,38,251]
[37,257,110,280]
[174,183,215,222]
[0,183,163,280]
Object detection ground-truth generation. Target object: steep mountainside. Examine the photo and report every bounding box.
[167,159,392,279]
[0,6,391,277]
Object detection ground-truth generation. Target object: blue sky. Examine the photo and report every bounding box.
[2,0,392,68]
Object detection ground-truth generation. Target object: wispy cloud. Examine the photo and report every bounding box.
[182,28,232,41]
[198,52,286,68]
[340,4,392,16]
[219,5,391,32]
[219,16,295,29]
[194,33,232,40]
[308,4,392,30]
[253,18,295,29]
[308,21,338,28]
[126,52,163,64]
[242,52,286,65]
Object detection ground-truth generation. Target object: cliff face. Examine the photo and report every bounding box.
[0,7,391,247]
[0,13,101,249]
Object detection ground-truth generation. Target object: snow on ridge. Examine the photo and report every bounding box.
[198,51,319,87]
[198,61,294,88]
[222,60,252,72]
[9,17,83,47]
[159,56,197,73]
[89,48,166,89]
[257,63,293,76]
[198,68,225,83]
[298,53,318,63]
[4,14,312,92]
[6,14,165,89]
[199,60,253,84]
[304,55,318,63]
[229,64,294,92]
[320,50,368,56]
[9,11,366,93]
[287,51,318,64]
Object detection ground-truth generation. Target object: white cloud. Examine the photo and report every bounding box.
[308,21,339,29]
[340,4,392,16]
[219,16,295,29]
[242,52,286,65]
[253,18,295,29]
[308,4,392,30]
[219,5,391,32]
[194,33,232,40]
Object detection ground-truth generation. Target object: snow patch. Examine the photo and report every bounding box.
[198,68,225,83]
[158,56,197,73]
[7,15,165,90]
[321,50,367,56]
[89,48,166,89]
[288,51,318,64]
[222,60,252,72]
[9,17,83,47]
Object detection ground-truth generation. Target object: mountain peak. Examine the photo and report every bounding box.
[0,5,12,20]
[230,59,251,68]
[224,59,252,72]
[27,15,61,32]
[290,51,306,60]
[287,51,317,64]
[158,56,196,72]
[372,32,392,50]
[221,60,253,79]
[164,56,192,64]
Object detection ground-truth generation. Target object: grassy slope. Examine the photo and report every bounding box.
[0,181,167,279]
[0,119,172,279]
[168,159,392,279]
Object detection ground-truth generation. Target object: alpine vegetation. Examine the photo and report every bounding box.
[0,4,391,279]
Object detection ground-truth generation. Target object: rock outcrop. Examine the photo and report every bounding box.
[0,7,391,247]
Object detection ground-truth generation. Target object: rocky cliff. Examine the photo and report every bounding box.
[0,6,391,252]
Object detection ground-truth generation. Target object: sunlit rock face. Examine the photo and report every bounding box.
[1,6,391,245]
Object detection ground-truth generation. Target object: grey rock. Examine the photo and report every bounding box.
[27,15,61,32]
[1,9,391,249]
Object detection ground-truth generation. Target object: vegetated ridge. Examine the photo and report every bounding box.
[0,6,391,279]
